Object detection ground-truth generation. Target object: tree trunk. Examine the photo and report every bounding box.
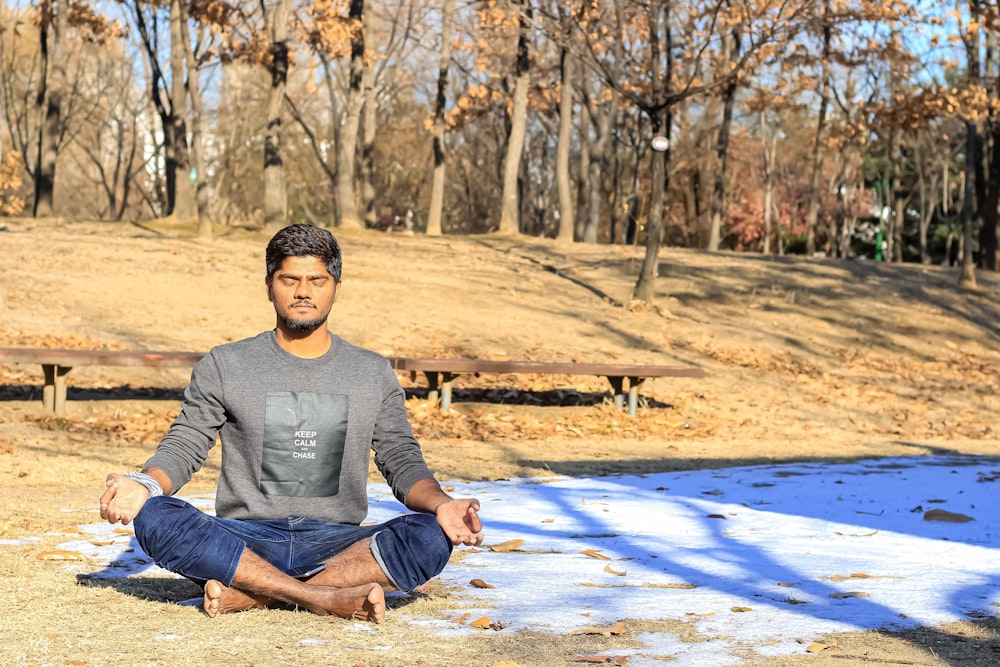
[634,107,670,303]
[263,0,290,228]
[555,38,574,243]
[707,21,741,252]
[337,0,366,229]
[633,1,670,303]
[497,0,530,235]
[33,0,66,218]
[183,20,211,238]
[361,61,377,229]
[981,110,1000,270]
[804,0,831,256]
[167,0,196,222]
[426,0,454,236]
[575,107,590,241]
[761,112,777,255]
[960,120,979,289]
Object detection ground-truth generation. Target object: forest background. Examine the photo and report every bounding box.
[3,0,1000,299]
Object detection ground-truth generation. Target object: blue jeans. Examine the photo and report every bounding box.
[133,496,452,594]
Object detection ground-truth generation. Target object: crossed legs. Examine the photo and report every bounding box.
[203,540,390,622]
[203,540,388,622]
[133,497,452,624]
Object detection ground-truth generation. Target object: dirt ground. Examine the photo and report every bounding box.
[0,217,998,666]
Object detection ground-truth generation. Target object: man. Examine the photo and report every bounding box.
[99,224,483,623]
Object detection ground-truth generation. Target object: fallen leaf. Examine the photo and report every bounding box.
[578,549,611,561]
[923,509,974,523]
[470,578,495,588]
[37,550,89,561]
[0,520,11,536]
[542,518,555,523]
[778,582,795,587]
[830,591,871,599]
[570,621,626,637]
[569,658,627,665]
[452,612,472,623]
[731,606,752,612]
[604,564,626,577]
[706,514,727,520]
[490,539,524,552]
[471,616,493,629]
[90,540,115,546]
[806,641,837,653]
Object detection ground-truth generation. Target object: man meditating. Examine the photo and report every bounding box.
[98,224,484,622]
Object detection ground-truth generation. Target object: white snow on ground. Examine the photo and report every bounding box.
[37,455,1000,665]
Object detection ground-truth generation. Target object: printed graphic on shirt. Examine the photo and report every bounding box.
[260,391,347,497]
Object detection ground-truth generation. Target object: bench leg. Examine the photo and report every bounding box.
[423,371,440,404]
[42,364,72,416]
[607,376,625,412]
[440,372,458,412]
[627,376,646,417]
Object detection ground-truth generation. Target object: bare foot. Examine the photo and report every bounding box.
[203,579,272,618]
[307,583,386,623]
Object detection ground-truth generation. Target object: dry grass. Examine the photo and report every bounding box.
[1,220,999,665]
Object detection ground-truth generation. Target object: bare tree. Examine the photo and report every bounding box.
[427,0,455,236]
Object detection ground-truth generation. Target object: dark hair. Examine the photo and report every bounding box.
[265,225,342,281]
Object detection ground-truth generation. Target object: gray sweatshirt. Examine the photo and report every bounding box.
[144,331,435,524]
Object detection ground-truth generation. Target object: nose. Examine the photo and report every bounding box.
[293,279,312,300]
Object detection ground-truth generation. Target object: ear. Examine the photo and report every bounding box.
[265,276,274,303]
[332,280,342,303]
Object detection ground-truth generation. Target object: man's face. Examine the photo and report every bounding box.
[266,255,339,334]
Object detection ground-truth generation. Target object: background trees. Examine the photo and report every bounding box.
[1,0,997,294]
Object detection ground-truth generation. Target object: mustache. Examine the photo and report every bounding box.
[290,301,315,308]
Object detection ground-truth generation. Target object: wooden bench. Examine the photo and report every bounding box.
[390,357,704,416]
[0,347,703,417]
[0,348,206,416]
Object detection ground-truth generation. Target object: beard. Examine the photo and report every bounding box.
[277,311,329,333]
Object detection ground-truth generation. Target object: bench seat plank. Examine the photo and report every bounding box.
[0,348,703,416]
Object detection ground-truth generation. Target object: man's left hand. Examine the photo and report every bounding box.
[435,498,483,546]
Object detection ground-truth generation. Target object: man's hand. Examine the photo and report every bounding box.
[99,473,149,525]
[434,497,484,546]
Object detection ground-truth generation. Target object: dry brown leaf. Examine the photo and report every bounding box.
[0,520,11,536]
[569,658,627,665]
[37,550,89,561]
[89,540,115,546]
[452,612,472,623]
[490,539,524,552]
[604,564,626,577]
[830,591,871,599]
[778,582,795,587]
[923,509,974,523]
[470,616,507,631]
[542,518,555,523]
[578,549,611,561]
[470,578,495,589]
[806,641,837,653]
[570,621,626,636]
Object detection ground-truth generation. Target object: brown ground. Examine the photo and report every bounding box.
[0,217,998,666]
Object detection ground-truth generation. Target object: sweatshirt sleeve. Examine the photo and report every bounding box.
[370,362,435,504]
[143,352,227,494]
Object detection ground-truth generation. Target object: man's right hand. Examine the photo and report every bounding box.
[99,473,149,525]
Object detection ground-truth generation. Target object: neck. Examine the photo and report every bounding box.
[274,326,331,359]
